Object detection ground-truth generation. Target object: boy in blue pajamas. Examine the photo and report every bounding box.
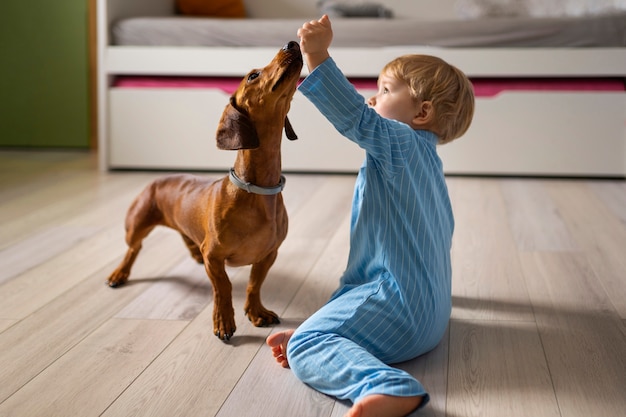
[267,15,475,417]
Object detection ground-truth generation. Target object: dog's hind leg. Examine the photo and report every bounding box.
[244,250,280,327]
[107,187,160,287]
[181,234,204,264]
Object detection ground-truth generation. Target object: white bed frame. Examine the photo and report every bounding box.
[97,0,626,176]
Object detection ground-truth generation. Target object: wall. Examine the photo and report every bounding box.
[0,0,89,148]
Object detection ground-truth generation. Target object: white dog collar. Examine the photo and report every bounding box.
[229,168,285,195]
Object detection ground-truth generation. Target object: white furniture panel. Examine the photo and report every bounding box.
[110,88,232,169]
[109,89,365,172]
[109,87,625,176]
[439,91,626,176]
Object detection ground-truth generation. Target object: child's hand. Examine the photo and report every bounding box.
[297,15,333,71]
[298,14,333,55]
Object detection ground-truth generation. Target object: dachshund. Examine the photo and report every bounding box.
[106,41,303,341]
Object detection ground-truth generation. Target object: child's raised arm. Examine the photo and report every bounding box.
[297,14,333,72]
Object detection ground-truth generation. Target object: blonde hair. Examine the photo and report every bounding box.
[382,54,475,144]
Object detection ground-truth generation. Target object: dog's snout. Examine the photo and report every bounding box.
[283,41,299,51]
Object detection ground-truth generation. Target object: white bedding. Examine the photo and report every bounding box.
[112,13,626,48]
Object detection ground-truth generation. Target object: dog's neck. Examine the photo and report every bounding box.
[232,123,284,189]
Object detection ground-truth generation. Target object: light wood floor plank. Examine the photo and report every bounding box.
[0,227,186,319]
[0,170,99,221]
[276,212,352,321]
[281,173,329,215]
[0,171,159,249]
[0,150,95,197]
[499,179,578,251]
[447,177,534,321]
[286,174,355,239]
[0,224,99,285]
[0,229,186,403]
[114,258,213,321]
[587,180,626,225]
[0,227,125,319]
[447,319,560,417]
[0,320,16,333]
[545,182,626,318]
[519,252,626,417]
[100,307,267,417]
[217,341,337,417]
[0,318,187,417]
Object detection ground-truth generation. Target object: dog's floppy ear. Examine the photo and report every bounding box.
[284,116,297,141]
[216,98,260,150]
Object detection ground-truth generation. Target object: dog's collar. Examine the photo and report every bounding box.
[229,168,286,195]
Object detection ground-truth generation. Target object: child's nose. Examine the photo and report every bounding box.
[367,96,375,106]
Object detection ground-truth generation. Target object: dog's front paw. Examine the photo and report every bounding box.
[213,308,236,341]
[214,327,236,341]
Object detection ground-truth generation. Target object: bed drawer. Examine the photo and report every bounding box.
[109,88,230,170]
[109,86,625,176]
[438,91,625,176]
[108,88,365,172]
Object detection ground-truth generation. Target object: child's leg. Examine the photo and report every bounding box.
[279,275,436,411]
[268,330,423,417]
[287,330,426,406]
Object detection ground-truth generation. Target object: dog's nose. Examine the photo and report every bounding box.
[283,41,299,51]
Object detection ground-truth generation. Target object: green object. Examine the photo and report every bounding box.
[0,0,90,148]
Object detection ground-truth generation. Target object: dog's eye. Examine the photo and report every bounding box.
[247,72,260,82]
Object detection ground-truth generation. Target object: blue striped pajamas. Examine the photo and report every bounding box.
[288,58,454,407]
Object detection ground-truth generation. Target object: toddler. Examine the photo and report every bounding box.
[268,15,474,417]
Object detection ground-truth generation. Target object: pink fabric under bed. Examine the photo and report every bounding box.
[113,76,625,97]
[114,76,244,94]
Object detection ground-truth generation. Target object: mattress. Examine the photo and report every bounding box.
[112,13,626,48]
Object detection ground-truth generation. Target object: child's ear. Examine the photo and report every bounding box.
[413,101,434,128]
[412,101,435,130]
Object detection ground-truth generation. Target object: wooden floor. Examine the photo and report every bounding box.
[0,150,625,417]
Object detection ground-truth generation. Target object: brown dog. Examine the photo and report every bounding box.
[107,41,303,341]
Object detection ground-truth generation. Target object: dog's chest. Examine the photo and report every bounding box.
[220,195,288,241]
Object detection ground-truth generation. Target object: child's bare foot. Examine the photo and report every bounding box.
[344,394,423,417]
[266,329,295,368]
